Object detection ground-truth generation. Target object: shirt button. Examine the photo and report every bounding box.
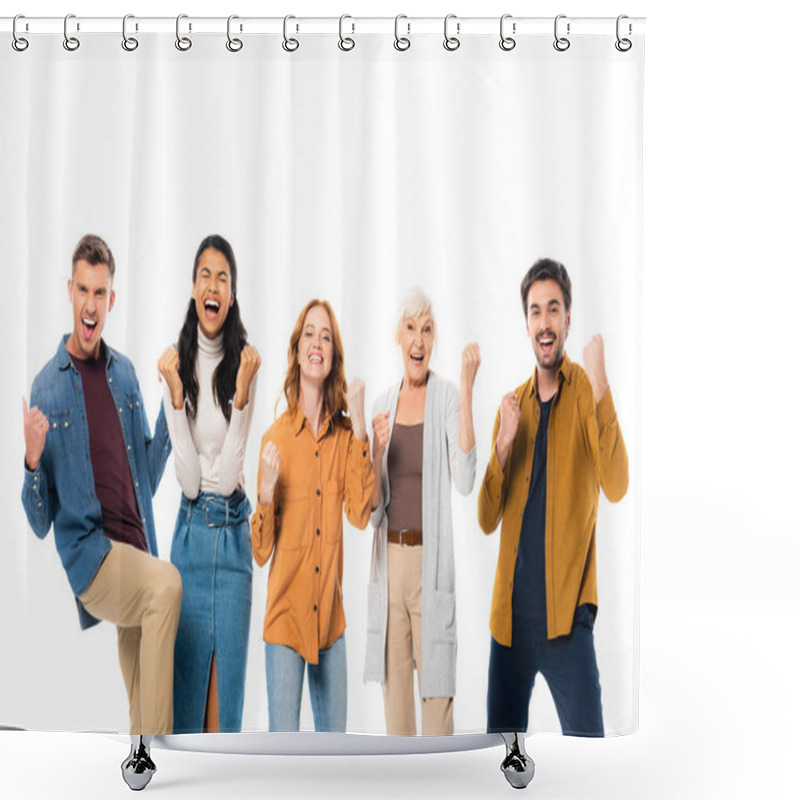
[315,566,320,574]
[135,481,139,488]
[313,604,318,612]
[109,377,113,383]
[316,528,320,536]
[525,475,529,481]
[316,489,321,497]
[38,501,42,507]
[127,445,131,451]
[362,449,367,457]
[118,407,123,414]
[509,581,513,588]
[315,450,319,457]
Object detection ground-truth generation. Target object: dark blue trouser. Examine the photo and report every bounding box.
[487,604,604,736]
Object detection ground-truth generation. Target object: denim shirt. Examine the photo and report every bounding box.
[21,336,171,629]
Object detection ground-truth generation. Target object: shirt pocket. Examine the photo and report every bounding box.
[124,391,144,443]
[46,409,75,462]
[322,478,344,543]
[277,483,310,551]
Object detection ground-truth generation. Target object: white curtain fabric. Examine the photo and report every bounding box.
[0,28,642,736]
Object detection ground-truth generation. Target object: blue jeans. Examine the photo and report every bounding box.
[265,633,347,732]
[170,491,252,733]
[487,605,604,737]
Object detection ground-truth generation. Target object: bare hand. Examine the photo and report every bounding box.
[258,441,281,506]
[583,334,609,403]
[235,344,261,410]
[371,410,390,461]
[495,391,521,468]
[460,342,481,396]
[22,397,49,472]
[158,347,184,410]
[346,377,367,441]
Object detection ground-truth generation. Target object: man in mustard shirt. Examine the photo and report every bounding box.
[478,258,628,738]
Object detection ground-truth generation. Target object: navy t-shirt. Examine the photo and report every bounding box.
[512,395,553,620]
[71,347,147,552]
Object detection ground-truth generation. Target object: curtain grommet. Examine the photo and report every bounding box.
[443,14,460,51]
[499,14,516,51]
[226,15,243,52]
[63,13,80,52]
[175,14,192,51]
[121,14,139,52]
[553,14,570,52]
[394,15,411,51]
[12,14,29,52]
[338,14,355,51]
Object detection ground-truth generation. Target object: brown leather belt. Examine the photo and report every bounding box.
[388,528,423,546]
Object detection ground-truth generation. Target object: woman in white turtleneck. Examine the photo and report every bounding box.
[158,235,260,733]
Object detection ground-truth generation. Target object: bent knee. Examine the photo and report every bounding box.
[151,562,183,609]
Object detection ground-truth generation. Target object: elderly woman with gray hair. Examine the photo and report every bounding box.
[364,288,480,735]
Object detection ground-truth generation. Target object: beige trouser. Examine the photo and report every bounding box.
[382,543,454,736]
[79,540,182,735]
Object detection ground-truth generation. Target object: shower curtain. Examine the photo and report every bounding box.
[0,16,643,738]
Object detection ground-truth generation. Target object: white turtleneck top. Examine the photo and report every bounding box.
[162,327,256,499]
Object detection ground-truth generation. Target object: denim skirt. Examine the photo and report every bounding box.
[170,490,253,733]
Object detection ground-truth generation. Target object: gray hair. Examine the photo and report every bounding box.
[395,287,436,344]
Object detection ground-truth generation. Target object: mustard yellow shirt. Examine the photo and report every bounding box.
[251,408,374,664]
[477,354,628,644]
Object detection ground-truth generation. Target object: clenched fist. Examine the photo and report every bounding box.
[346,377,367,442]
[583,334,609,403]
[235,344,261,410]
[258,441,281,507]
[371,410,391,462]
[22,397,49,472]
[158,347,184,410]
[495,391,522,469]
[460,343,481,397]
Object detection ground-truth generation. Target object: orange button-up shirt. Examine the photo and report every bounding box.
[251,408,374,664]
[477,354,628,645]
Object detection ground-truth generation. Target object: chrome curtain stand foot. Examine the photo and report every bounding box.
[121,734,157,791]
[499,732,535,789]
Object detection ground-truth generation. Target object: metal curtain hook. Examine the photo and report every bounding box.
[12,14,29,51]
[283,15,299,52]
[499,13,516,51]
[553,14,570,52]
[443,13,460,51]
[615,14,632,52]
[338,14,355,51]
[176,14,192,50]
[63,13,80,51]
[394,14,410,51]
[122,14,138,51]
[227,15,243,52]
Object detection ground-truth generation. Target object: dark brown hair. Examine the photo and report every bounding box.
[520,257,572,316]
[71,234,116,281]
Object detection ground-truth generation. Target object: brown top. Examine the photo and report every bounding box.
[386,422,424,533]
[251,407,374,664]
[477,354,628,644]
[70,349,147,553]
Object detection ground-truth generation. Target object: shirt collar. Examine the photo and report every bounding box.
[529,352,573,397]
[57,334,115,370]
[290,406,333,438]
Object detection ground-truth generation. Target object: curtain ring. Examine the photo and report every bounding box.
[63,14,80,51]
[283,15,299,52]
[499,14,516,51]
[122,14,139,51]
[443,14,460,51]
[175,14,192,51]
[227,15,243,52]
[553,14,570,52]
[394,14,410,51]
[615,15,632,52]
[338,14,355,51]
[12,15,29,52]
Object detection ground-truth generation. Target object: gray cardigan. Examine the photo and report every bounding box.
[363,372,476,698]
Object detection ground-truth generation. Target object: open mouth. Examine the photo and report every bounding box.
[82,317,97,341]
[308,353,324,365]
[203,298,220,320]
[410,353,425,364]
[537,334,556,357]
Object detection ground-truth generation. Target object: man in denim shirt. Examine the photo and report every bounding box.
[21,234,181,790]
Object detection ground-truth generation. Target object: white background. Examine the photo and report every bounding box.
[1,1,799,799]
